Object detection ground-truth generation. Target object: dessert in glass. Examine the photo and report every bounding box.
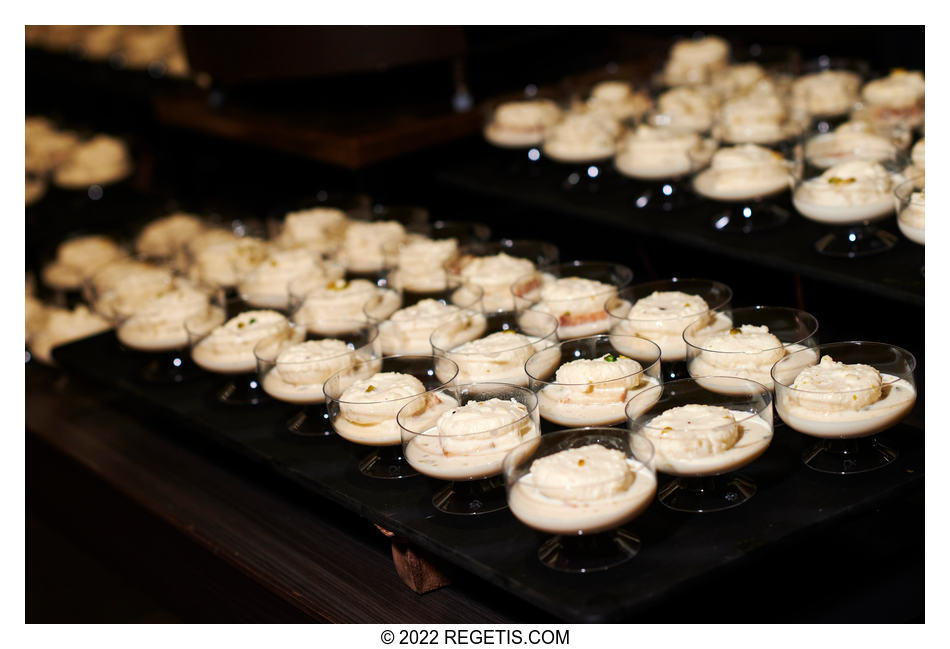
[85,260,175,322]
[692,142,798,234]
[772,341,916,474]
[29,304,112,366]
[41,234,124,302]
[511,261,633,339]
[906,137,925,178]
[614,120,717,212]
[581,79,652,123]
[324,354,459,479]
[114,279,225,384]
[289,275,396,337]
[792,58,866,128]
[483,97,563,175]
[685,305,820,392]
[398,382,540,515]
[655,86,719,134]
[503,427,656,573]
[684,305,819,392]
[50,134,133,201]
[854,69,925,131]
[541,111,622,192]
[186,305,292,405]
[134,212,206,264]
[255,320,380,437]
[430,309,559,387]
[709,62,769,100]
[526,334,662,432]
[660,35,730,87]
[383,235,461,304]
[626,376,773,512]
[894,176,925,253]
[802,120,908,175]
[446,239,559,312]
[237,248,340,310]
[365,285,483,355]
[716,85,804,148]
[793,156,906,257]
[606,278,733,380]
[187,234,271,293]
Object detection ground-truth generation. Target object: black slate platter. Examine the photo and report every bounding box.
[52,332,924,622]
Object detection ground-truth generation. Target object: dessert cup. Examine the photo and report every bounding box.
[691,141,800,234]
[772,341,916,475]
[482,93,565,177]
[894,175,925,248]
[511,261,633,339]
[503,427,656,573]
[398,382,540,515]
[255,320,380,437]
[526,334,662,433]
[446,239,560,312]
[114,281,226,384]
[364,285,483,355]
[185,298,290,406]
[237,248,336,312]
[801,120,908,178]
[794,57,869,129]
[684,305,819,392]
[626,376,773,512]
[337,204,430,283]
[792,150,906,257]
[606,278,733,380]
[430,309,559,387]
[289,274,395,337]
[382,235,463,305]
[324,354,459,479]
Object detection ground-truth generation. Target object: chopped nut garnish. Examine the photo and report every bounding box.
[604,354,617,362]
[577,459,585,467]
[730,327,741,335]
[828,176,856,185]
[365,385,376,393]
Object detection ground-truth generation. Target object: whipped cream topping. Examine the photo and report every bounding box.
[792,70,861,117]
[95,265,175,319]
[449,330,538,383]
[435,398,531,455]
[900,189,925,230]
[338,372,427,422]
[645,404,739,458]
[454,252,536,311]
[337,220,406,273]
[542,112,620,162]
[378,299,462,354]
[276,207,348,253]
[693,144,790,200]
[790,355,882,412]
[25,119,79,174]
[390,237,458,292]
[484,99,563,147]
[116,281,210,350]
[796,160,895,207]
[191,237,270,288]
[42,235,124,290]
[136,213,205,259]
[663,36,730,86]
[29,305,111,364]
[862,70,925,108]
[549,353,642,401]
[586,81,652,121]
[615,125,713,179]
[530,445,635,502]
[710,63,768,98]
[53,134,132,188]
[294,278,378,331]
[239,248,332,308]
[719,90,790,144]
[194,310,289,367]
[656,86,717,132]
[804,120,899,168]
[275,339,354,386]
[699,324,785,369]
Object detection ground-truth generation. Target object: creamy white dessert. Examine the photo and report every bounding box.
[116,280,211,351]
[25,119,79,174]
[405,397,540,480]
[907,138,925,177]
[135,213,205,259]
[29,305,111,364]
[542,112,621,163]
[794,160,898,224]
[710,63,768,99]
[93,264,174,319]
[688,324,814,391]
[377,299,466,355]
[53,134,132,188]
[522,276,618,339]
[663,36,730,87]
[238,248,335,309]
[642,404,772,475]
[898,188,925,245]
[293,278,381,335]
[656,86,717,133]
[586,81,652,121]
[445,330,554,386]
[42,235,124,291]
[261,339,359,404]
[615,125,715,180]
[191,310,290,374]
[693,144,791,201]
[388,237,458,293]
[719,90,790,145]
[190,236,270,288]
[777,356,916,438]
[792,70,861,118]
[860,69,925,128]
[26,293,48,343]
[804,120,899,169]
[537,353,660,426]
[484,99,563,148]
[610,290,732,361]
[508,444,657,535]
[336,220,406,274]
[26,175,46,206]
[451,252,537,311]
[334,372,450,446]
[275,207,348,254]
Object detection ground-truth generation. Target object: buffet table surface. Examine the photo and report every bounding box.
[26,357,924,623]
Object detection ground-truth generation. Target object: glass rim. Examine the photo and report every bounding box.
[322,353,459,405]
[510,260,634,302]
[397,382,539,438]
[683,305,819,354]
[770,340,916,392]
[894,175,925,201]
[604,278,733,321]
[429,309,559,356]
[625,376,773,428]
[524,334,661,385]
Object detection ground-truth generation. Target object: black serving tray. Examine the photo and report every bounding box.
[52,332,924,622]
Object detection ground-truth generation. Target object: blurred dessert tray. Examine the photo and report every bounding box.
[51,331,924,622]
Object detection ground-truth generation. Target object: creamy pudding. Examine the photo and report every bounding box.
[376,299,466,355]
[542,111,621,163]
[93,265,175,319]
[52,134,132,188]
[792,69,861,118]
[261,338,361,404]
[585,81,652,122]
[29,304,111,365]
[292,278,387,335]
[897,187,925,245]
[388,237,459,293]
[656,86,718,132]
[336,220,407,274]
[450,252,537,311]
[804,120,899,170]
[484,99,563,148]
[42,235,123,291]
[275,207,348,254]
[116,280,211,351]
[710,63,768,99]
[662,36,730,87]
[238,248,336,309]
[776,355,916,439]
[404,397,540,480]
[614,126,715,180]
[537,354,661,427]
[508,443,657,535]
[718,90,791,145]
[517,275,619,339]
[135,213,205,260]
[794,160,899,223]
[190,236,270,289]
[693,144,791,201]
[445,330,553,386]
[641,404,772,475]
[191,310,290,374]
[859,69,925,129]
